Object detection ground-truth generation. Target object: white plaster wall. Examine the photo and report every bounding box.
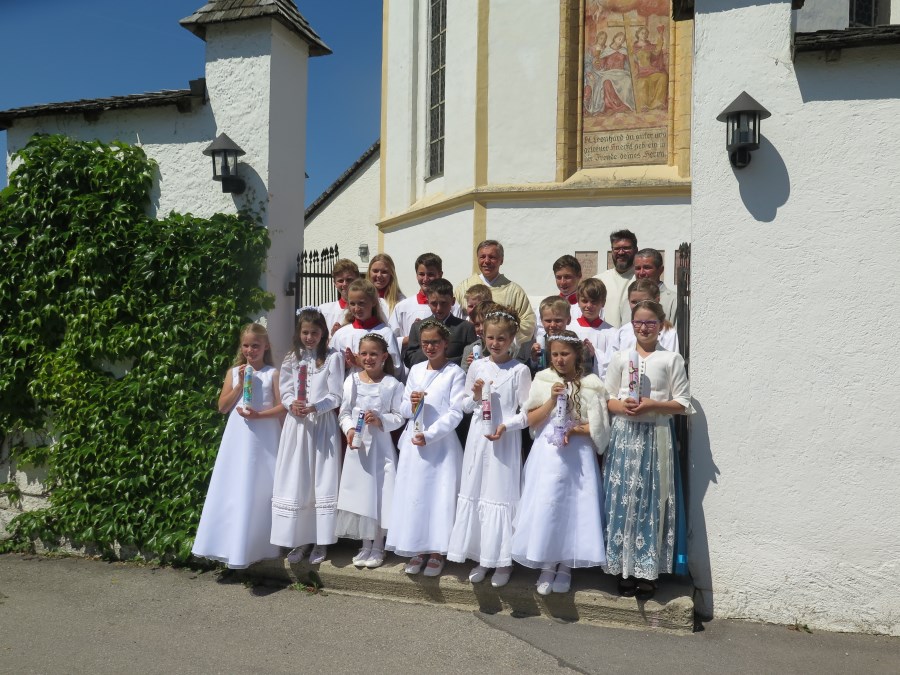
[486,198,690,299]
[265,20,310,361]
[692,0,900,635]
[382,208,474,291]
[304,154,381,274]
[441,2,478,195]
[486,0,559,185]
[383,0,419,216]
[793,0,849,31]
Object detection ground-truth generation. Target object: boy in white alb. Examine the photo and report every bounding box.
[318,259,360,337]
[568,278,616,378]
[389,252,465,348]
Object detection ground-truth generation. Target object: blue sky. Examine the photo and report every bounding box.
[0,0,382,206]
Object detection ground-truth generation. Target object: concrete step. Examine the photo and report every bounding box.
[240,543,695,633]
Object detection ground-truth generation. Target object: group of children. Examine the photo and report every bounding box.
[192,250,691,599]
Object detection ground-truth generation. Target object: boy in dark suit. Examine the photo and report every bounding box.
[403,278,477,368]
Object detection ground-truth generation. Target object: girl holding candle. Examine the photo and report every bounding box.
[335,333,404,569]
[192,323,284,568]
[603,300,692,599]
[510,331,609,595]
[447,308,531,588]
[386,320,466,577]
[270,307,345,565]
[331,278,404,381]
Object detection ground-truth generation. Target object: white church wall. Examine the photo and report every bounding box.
[485,198,690,299]
[692,0,900,635]
[383,207,474,292]
[305,154,381,272]
[383,0,419,216]
[441,1,479,195]
[486,0,560,185]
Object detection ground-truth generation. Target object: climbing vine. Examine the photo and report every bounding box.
[0,134,273,559]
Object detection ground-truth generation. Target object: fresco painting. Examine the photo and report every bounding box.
[582,0,671,168]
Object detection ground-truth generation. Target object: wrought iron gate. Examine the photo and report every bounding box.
[286,245,340,314]
[674,242,691,521]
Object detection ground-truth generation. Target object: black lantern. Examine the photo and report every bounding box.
[716,92,771,169]
[203,133,246,194]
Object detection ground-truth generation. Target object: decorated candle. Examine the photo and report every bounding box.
[481,381,492,422]
[350,410,366,449]
[296,361,308,405]
[412,393,426,432]
[553,391,567,432]
[242,365,253,409]
[472,343,482,360]
[628,351,640,402]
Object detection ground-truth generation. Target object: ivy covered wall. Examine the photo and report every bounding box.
[0,134,273,560]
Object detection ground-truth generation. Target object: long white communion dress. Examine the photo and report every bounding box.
[335,373,405,539]
[192,364,282,568]
[447,357,531,568]
[385,361,466,557]
[510,369,610,570]
[270,349,344,548]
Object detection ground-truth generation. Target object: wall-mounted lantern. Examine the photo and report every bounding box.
[203,133,246,194]
[358,243,370,262]
[716,92,771,169]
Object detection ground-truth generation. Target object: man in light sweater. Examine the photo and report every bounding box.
[633,247,678,327]
[454,240,536,343]
[595,229,637,327]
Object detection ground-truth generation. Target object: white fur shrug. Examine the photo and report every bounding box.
[525,369,610,454]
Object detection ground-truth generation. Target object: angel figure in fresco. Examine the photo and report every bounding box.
[584,31,635,116]
[632,25,669,112]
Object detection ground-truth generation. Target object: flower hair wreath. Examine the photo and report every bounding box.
[547,334,582,344]
[296,305,322,317]
[484,310,519,326]
[361,332,388,346]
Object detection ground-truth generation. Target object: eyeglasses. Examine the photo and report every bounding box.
[612,245,635,252]
[631,320,660,330]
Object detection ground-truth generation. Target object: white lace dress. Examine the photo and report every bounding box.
[192,365,282,569]
[270,350,344,548]
[447,358,530,568]
[335,373,405,539]
[385,362,465,557]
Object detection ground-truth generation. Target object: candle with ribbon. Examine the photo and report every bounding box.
[242,365,253,410]
[412,393,427,433]
[550,387,569,447]
[628,351,640,402]
[296,360,308,406]
[350,410,366,449]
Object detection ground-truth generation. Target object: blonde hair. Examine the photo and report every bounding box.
[345,278,388,324]
[232,322,273,366]
[368,253,403,314]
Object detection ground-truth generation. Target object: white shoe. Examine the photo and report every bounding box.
[287,545,311,564]
[536,568,556,596]
[405,554,426,575]
[353,546,372,567]
[422,556,445,577]
[469,565,489,583]
[551,568,571,594]
[309,545,327,565]
[491,566,512,588]
[365,549,385,569]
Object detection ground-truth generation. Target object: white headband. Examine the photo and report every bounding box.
[296,306,321,317]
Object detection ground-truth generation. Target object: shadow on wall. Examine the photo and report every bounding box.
[736,136,790,223]
[796,48,900,102]
[687,397,717,620]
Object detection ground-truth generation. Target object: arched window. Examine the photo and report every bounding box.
[427,0,446,177]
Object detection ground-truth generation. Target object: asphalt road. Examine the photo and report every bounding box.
[0,554,897,674]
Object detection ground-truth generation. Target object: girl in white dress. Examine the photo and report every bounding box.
[604,300,691,600]
[270,307,344,565]
[448,308,530,588]
[613,279,679,353]
[386,320,466,577]
[336,333,405,569]
[511,331,610,595]
[192,323,284,569]
[331,278,404,382]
